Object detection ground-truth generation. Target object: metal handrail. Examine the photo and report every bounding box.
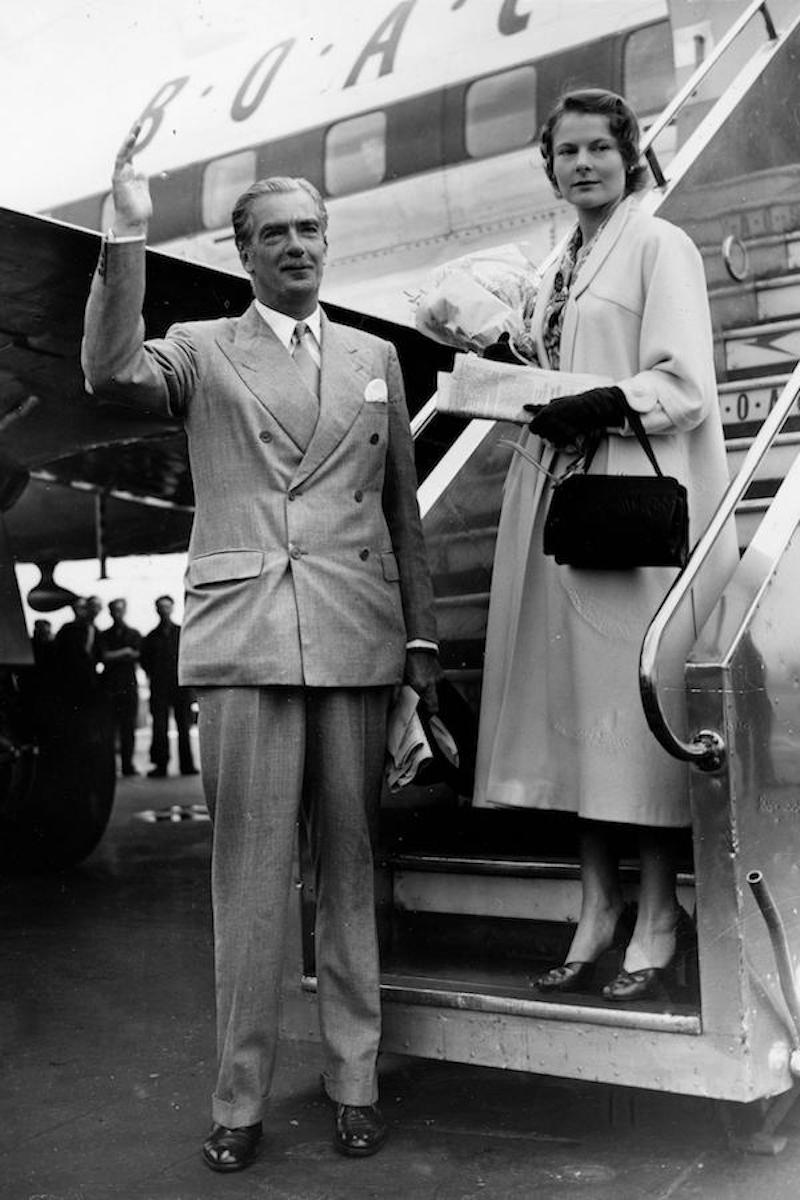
[642,0,778,186]
[640,362,800,772]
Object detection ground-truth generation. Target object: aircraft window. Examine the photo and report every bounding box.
[465,66,537,159]
[202,150,257,230]
[325,112,387,197]
[623,21,675,117]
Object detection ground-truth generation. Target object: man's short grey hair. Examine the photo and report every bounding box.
[232,177,328,250]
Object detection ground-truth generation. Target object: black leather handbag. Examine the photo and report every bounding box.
[541,409,689,570]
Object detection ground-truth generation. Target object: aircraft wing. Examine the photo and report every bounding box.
[0,206,451,564]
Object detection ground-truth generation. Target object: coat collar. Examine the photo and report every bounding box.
[532,195,637,369]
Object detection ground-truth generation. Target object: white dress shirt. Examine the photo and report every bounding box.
[254,300,321,366]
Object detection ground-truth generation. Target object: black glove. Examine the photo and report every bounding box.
[483,332,524,364]
[524,385,627,448]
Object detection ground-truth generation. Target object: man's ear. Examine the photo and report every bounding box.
[238,242,253,275]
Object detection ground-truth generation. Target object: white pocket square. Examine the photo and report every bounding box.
[364,378,388,403]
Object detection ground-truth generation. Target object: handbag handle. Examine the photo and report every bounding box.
[583,404,664,477]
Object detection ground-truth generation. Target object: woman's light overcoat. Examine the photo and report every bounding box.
[473,196,738,826]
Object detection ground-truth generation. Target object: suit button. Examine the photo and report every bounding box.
[288,489,298,501]
[359,548,370,561]
[369,434,379,445]
[259,430,273,443]
[354,490,363,503]
[290,546,303,560]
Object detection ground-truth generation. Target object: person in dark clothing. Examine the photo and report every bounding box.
[54,596,103,707]
[31,619,55,669]
[32,617,53,645]
[140,595,197,778]
[98,597,142,777]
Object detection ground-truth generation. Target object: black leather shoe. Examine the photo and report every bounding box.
[534,960,597,993]
[148,767,167,778]
[334,1104,388,1157]
[201,1121,262,1172]
[533,904,636,994]
[602,907,697,1002]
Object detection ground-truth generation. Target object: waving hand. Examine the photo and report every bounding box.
[111,124,152,236]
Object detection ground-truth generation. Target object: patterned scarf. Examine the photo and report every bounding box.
[541,203,621,370]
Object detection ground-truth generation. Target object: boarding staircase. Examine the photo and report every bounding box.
[286,4,800,1110]
[358,2,800,1025]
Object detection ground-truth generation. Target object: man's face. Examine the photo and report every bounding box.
[86,596,103,621]
[109,600,126,622]
[155,598,173,620]
[238,190,326,318]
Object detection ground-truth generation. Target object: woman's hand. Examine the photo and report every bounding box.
[524,385,627,447]
[111,123,152,236]
[483,332,526,365]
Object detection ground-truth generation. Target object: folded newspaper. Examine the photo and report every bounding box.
[436,354,611,424]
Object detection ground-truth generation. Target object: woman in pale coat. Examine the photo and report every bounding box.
[473,89,737,1001]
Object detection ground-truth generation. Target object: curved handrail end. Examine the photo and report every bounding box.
[694,729,726,773]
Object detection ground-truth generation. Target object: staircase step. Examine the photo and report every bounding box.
[702,229,800,291]
[757,274,800,321]
[723,318,800,377]
[377,973,700,1028]
[390,854,695,923]
[719,373,795,434]
[726,435,800,487]
[711,273,800,331]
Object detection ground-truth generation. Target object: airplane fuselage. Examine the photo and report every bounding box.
[46,0,675,324]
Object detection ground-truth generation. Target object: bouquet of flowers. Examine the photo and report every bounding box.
[411,243,540,363]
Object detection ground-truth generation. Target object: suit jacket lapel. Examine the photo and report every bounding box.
[216,304,319,451]
[291,312,370,487]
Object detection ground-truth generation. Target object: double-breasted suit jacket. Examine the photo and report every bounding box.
[81,239,437,686]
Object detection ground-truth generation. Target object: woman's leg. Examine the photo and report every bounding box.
[622,826,681,973]
[565,820,625,962]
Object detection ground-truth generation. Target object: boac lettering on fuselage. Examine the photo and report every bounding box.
[133,0,532,149]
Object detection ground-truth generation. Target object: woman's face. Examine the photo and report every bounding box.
[551,112,626,221]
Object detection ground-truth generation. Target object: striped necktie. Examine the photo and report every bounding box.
[291,321,320,399]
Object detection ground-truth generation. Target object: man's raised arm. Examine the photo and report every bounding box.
[109,123,153,239]
[81,126,191,417]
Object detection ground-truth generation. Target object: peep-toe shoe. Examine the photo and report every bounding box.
[534,960,597,993]
[533,904,636,995]
[602,907,697,1002]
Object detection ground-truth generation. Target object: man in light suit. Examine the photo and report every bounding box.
[82,127,440,1173]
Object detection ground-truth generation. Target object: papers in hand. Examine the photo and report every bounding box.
[385,685,460,793]
[386,685,432,792]
[435,354,611,424]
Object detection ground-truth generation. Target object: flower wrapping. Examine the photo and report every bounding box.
[411,243,539,362]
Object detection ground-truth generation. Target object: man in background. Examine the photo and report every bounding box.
[98,597,142,777]
[30,618,55,669]
[54,596,102,707]
[140,594,197,779]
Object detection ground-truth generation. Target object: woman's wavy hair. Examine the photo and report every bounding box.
[539,88,648,197]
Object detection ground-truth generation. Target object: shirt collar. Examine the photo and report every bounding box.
[254,300,321,351]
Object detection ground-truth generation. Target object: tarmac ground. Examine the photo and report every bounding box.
[4,729,800,1199]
